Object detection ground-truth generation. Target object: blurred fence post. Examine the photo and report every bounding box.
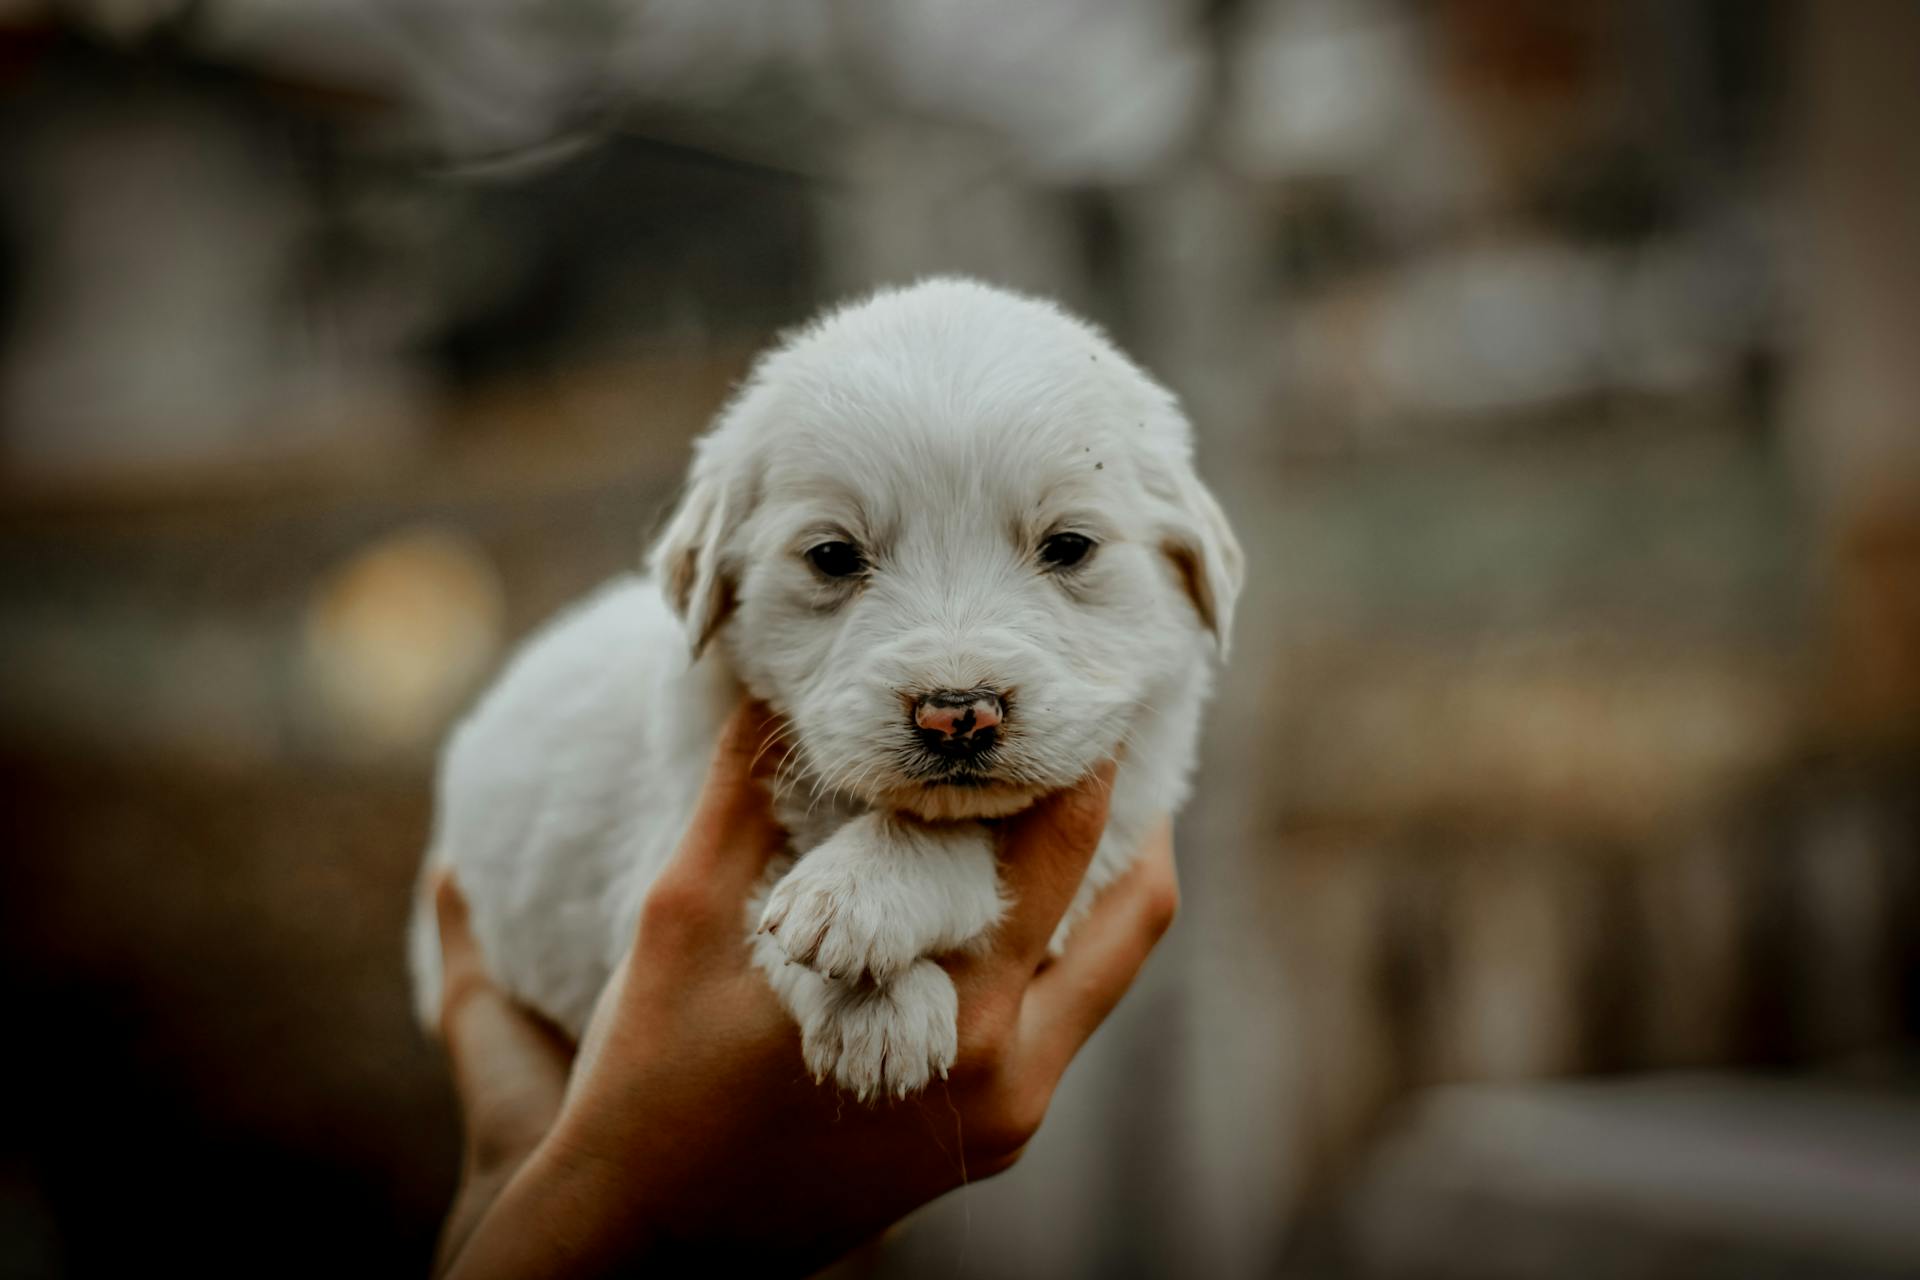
[1794,0,1920,741]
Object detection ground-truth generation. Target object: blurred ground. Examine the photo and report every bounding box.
[2,3,1917,1277]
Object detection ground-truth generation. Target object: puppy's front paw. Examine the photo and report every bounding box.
[758,856,921,984]
[757,814,1004,983]
[801,961,959,1100]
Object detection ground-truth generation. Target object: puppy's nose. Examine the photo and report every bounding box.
[913,690,1003,759]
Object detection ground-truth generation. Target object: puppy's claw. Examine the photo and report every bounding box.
[761,876,919,983]
[790,960,958,1102]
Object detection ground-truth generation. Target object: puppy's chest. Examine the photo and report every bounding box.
[772,789,868,858]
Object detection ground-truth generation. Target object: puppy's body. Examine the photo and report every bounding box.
[411,279,1241,1097]
[409,577,739,1037]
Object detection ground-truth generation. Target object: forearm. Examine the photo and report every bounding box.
[434,1162,515,1277]
[439,1137,648,1280]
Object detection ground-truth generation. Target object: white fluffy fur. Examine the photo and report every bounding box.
[410,278,1243,1099]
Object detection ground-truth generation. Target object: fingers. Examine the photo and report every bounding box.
[1019,818,1178,1082]
[964,762,1116,989]
[433,869,493,1037]
[428,871,506,1043]
[658,699,790,900]
[630,700,791,974]
[433,872,575,1174]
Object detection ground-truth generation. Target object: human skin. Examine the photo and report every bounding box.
[430,701,1179,1278]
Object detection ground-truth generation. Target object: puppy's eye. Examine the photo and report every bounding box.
[1039,532,1095,570]
[805,540,867,579]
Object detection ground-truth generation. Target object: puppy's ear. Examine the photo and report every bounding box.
[649,459,742,660]
[1159,466,1244,659]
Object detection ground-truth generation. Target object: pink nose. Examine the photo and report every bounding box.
[913,691,1004,751]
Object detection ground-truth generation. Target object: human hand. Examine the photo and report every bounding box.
[431,701,1178,1277]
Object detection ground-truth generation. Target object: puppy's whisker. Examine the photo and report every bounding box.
[802,753,842,808]
[814,763,850,807]
[749,736,785,777]
[805,756,864,817]
[843,758,885,802]
[822,759,863,804]
[773,738,826,810]
[771,756,808,806]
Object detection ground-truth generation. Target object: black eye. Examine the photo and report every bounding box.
[806,540,867,578]
[1039,532,1095,570]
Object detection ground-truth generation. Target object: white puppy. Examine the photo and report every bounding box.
[410,278,1242,1099]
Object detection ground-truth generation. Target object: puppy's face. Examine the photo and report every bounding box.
[655,280,1242,821]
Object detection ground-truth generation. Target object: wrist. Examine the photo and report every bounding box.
[440,1132,659,1279]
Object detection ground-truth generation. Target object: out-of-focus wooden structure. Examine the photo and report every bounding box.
[1,4,1916,1277]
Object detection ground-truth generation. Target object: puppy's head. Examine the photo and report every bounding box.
[652,278,1242,820]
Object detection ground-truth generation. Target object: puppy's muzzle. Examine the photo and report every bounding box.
[912,690,1004,762]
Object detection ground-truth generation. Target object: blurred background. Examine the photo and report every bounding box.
[2,0,1917,1275]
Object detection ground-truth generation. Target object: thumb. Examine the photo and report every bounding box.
[983,761,1116,973]
[661,699,791,901]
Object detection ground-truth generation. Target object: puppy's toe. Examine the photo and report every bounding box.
[760,869,920,984]
[816,961,959,1101]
